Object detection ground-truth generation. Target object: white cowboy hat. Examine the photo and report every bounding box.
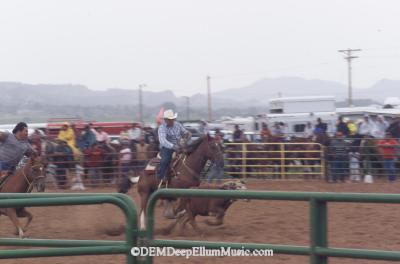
[111,139,120,145]
[163,109,178,120]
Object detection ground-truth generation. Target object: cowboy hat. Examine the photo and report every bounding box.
[163,109,178,119]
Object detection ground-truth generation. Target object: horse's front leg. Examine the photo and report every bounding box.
[18,208,33,232]
[7,209,25,238]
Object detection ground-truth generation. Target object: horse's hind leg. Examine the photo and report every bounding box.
[139,192,149,230]
[161,214,184,235]
[163,200,176,219]
[186,213,201,234]
[18,208,33,232]
[7,209,25,238]
[206,209,225,226]
[178,214,190,235]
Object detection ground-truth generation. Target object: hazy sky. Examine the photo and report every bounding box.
[0,0,399,96]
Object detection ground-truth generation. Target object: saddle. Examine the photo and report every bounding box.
[0,171,13,190]
[144,152,178,171]
[144,152,182,183]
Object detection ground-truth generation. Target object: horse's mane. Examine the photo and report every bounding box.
[185,136,206,154]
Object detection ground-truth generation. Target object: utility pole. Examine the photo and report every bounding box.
[338,48,361,107]
[138,83,146,125]
[184,96,190,120]
[207,75,212,122]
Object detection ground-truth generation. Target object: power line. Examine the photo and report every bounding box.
[338,48,361,107]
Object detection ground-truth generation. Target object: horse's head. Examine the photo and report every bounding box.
[28,155,46,192]
[204,134,224,166]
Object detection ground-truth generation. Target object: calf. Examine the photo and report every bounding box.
[162,180,246,235]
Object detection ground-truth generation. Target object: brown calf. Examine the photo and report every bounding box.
[162,180,246,235]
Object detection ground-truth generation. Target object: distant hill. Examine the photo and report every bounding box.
[213,77,349,104]
[0,77,397,123]
[0,82,177,107]
[1,78,397,108]
[355,79,400,101]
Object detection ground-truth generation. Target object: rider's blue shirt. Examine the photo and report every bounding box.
[0,132,33,168]
[158,122,188,149]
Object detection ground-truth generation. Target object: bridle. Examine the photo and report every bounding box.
[23,164,45,193]
[179,139,223,179]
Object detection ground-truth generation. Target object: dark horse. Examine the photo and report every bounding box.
[137,135,224,229]
[0,155,46,238]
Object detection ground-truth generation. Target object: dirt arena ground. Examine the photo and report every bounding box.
[1,179,400,264]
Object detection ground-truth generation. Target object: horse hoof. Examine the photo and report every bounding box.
[164,214,176,219]
[159,228,171,236]
[18,233,25,239]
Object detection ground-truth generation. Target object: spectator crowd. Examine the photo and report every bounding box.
[30,122,158,190]
[26,114,400,189]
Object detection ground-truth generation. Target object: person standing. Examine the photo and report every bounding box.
[260,123,272,141]
[378,132,398,182]
[57,122,81,160]
[336,116,350,137]
[346,119,357,137]
[358,115,374,137]
[314,118,328,134]
[198,120,209,135]
[328,132,348,182]
[128,123,142,144]
[93,127,110,144]
[117,142,133,193]
[348,150,361,182]
[303,122,314,139]
[371,115,389,139]
[233,124,245,142]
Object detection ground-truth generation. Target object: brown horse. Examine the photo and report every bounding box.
[0,155,46,238]
[137,135,224,229]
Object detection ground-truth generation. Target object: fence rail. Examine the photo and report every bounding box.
[1,190,400,263]
[0,193,138,264]
[224,142,325,179]
[32,138,400,188]
[145,189,400,264]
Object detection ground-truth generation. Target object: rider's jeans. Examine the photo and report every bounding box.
[159,147,174,180]
[0,161,11,171]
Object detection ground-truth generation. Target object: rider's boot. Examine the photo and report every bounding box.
[158,178,169,189]
[158,178,164,189]
[0,171,8,185]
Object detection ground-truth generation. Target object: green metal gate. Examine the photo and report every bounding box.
[145,189,400,264]
[2,190,400,263]
[0,193,138,264]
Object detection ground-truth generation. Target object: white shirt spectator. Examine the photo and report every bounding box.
[120,147,132,164]
[358,119,374,136]
[371,118,389,139]
[271,123,284,136]
[128,127,142,141]
[199,122,209,135]
[94,130,110,143]
[304,124,314,138]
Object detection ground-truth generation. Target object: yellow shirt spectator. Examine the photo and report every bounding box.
[347,121,357,136]
[57,123,81,160]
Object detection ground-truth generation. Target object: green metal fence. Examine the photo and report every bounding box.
[0,193,138,264]
[146,189,400,264]
[3,190,400,263]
